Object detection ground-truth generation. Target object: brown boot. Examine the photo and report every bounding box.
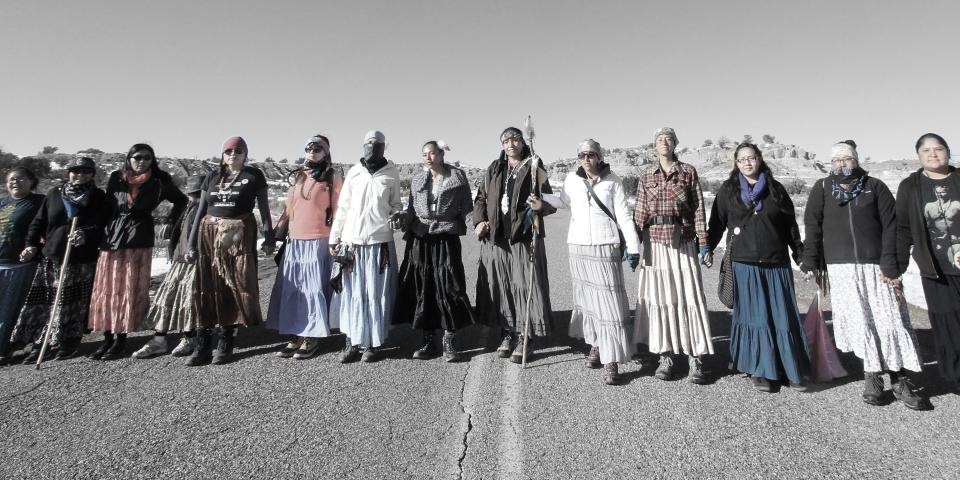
[603,362,622,385]
[585,346,601,369]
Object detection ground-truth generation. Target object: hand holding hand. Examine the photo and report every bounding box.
[527,195,543,212]
[19,247,37,263]
[184,249,198,263]
[474,221,490,239]
[68,230,86,247]
[626,253,640,271]
[329,242,340,257]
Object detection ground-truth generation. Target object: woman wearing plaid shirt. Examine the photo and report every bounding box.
[633,127,713,384]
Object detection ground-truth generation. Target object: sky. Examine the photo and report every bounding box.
[1,0,958,168]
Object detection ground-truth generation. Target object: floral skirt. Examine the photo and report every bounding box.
[147,261,198,333]
[10,258,97,346]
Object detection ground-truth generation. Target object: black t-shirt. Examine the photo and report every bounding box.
[203,166,268,218]
[920,172,960,275]
[0,193,44,263]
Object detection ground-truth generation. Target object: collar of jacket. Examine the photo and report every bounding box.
[575,162,610,180]
[412,165,466,193]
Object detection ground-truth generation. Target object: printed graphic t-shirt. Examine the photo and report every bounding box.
[0,193,45,263]
[920,172,960,275]
[203,166,268,218]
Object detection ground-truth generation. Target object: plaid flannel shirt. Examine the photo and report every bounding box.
[633,161,708,248]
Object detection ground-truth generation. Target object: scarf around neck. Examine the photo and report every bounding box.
[62,181,94,218]
[125,169,152,205]
[738,172,768,212]
[360,156,387,174]
[830,167,866,205]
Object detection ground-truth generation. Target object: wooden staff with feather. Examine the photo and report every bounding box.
[521,115,540,369]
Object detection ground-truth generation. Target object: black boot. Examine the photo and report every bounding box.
[88,332,115,360]
[55,337,82,361]
[862,372,885,406]
[412,332,437,360]
[212,326,235,365]
[186,329,213,367]
[496,329,514,358]
[890,371,932,411]
[22,343,42,364]
[442,331,461,363]
[101,333,127,361]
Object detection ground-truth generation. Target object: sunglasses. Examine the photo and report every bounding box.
[305,146,326,153]
[131,154,154,161]
[224,149,245,156]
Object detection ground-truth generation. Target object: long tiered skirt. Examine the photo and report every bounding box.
[147,261,198,333]
[921,274,960,384]
[88,248,152,333]
[196,215,262,328]
[475,235,552,337]
[0,263,38,354]
[266,238,336,337]
[331,242,398,348]
[827,263,922,373]
[10,258,97,345]
[730,261,810,383]
[394,233,474,331]
[634,239,713,356]
[568,244,634,364]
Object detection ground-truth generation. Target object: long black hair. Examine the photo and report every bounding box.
[725,142,780,201]
[915,132,951,159]
[7,165,39,190]
[125,143,165,175]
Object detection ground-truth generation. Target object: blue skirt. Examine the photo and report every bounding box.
[0,263,37,355]
[330,242,398,348]
[266,238,335,337]
[730,262,811,383]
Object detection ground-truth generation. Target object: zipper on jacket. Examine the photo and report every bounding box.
[847,203,858,262]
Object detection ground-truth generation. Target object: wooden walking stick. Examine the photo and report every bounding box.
[521,115,539,369]
[35,217,79,369]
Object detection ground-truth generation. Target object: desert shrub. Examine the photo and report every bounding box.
[782,178,807,195]
[762,134,776,144]
[702,139,713,147]
[621,175,639,196]
[742,134,754,144]
[717,136,732,148]
[41,146,59,154]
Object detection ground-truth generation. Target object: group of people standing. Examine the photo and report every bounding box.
[0,127,957,411]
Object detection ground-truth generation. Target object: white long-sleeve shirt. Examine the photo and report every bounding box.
[329,161,403,245]
[544,169,641,254]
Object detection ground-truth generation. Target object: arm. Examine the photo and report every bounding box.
[894,178,914,276]
[458,172,474,229]
[256,182,274,244]
[706,186,727,253]
[613,178,641,255]
[780,185,804,265]
[187,176,212,252]
[329,170,352,245]
[801,180,825,272]
[163,177,189,234]
[876,180,899,278]
[690,167,709,249]
[535,164,557,217]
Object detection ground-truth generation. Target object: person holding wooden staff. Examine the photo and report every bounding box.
[474,127,555,364]
[9,157,110,363]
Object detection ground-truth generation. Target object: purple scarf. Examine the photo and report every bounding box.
[738,172,768,212]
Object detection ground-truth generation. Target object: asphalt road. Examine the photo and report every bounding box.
[1,209,958,479]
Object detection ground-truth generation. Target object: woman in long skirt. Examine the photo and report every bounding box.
[544,139,641,384]
[133,174,205,359]
[10,157,110,363]
[473,127,556,364]
[633,127,712,383]
[803,140,928,409]
[185,136,274,366]
[88,143,187,360]
[896,133,960,394]
[0,167,45,365]
[706,143,810,392]
[267,134,342,360]
[394,140,474,362]
[328,130,402,363]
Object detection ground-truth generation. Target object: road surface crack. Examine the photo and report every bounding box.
[457,361,474,480]
[0,379,48,402]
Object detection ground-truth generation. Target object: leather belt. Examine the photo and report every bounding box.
[645,215,678,226]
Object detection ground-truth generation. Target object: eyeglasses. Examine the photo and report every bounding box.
[224,149,245,156]
[131,154,153,161]
[736,156,758,164]
[831,156,855,164]
[305,146,326,153]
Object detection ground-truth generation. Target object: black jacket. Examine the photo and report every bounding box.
[896,166,957,278]
[26,185,111,264]
[472,153,556,245]
[102,169,188,251]
[802,175,898,277]
[707,178,803,265]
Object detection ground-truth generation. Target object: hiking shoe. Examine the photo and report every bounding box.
[340,345,361,363]
[171,337,196,357]
[100,335,127,361]
[752,376,773,393]
[688,355,707,385]
[361,347,380,363]
[788,381,809,392]
[293,338,321,360]
[186,330,213,367]
[442,331,461,363]
[412,334,438,360]
[55,338,82,361]
[88,334,114,360]
[212,330,235,365]
[496,331,514,358]
[585,346,601,369]
[654,354,674,380]
[509,335,532,364]
[892,377,932,411]
[603,362,622,385]
[862,372,885,406]
[22,344,41,364]
[133,336,168,359]
[276,338,303,358]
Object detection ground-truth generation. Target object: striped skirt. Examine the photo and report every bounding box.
[147,261,198,333]
[0,263,38,354]
[88,247,153,333]
[475,235,553,337]
[730,261,811,384]
[266,237,335,337]
[394,233,474,332]
[331,242,398,348]
[634,239,713,356]
[10,258,97,345]
[827,263,922,373]
[567,244,634,364]
[196,215,262,328]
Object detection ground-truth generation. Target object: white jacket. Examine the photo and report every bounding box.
[544,169,641,254]
[329,161,403,245]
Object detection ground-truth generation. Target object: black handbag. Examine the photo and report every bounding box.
[718,215,753,309]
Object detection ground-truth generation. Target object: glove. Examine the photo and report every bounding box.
[625,253,640,271]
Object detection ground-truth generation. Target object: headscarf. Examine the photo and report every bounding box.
[304,135,331,181]
[221,136,248,157]
[738,172,768,212]
[654,127,679,148]
[361,130,387,173]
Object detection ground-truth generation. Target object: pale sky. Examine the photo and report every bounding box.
[1,0,957,167]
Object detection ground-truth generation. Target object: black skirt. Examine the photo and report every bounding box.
[921,274,960,384]
[394,233,474,331]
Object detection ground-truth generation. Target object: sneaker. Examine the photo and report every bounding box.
[752,376,773,393]
[340,345,361,364]
[603,362,622,385]
[361,346,380,363]
[276,338,303,358]
[171,337,196,357]
[509,335,532,364]
[496,331,514,359]
[293,338,321,360]
[654,354,674,380]
[133,336,168,359]
[442,331,461,363]
[892,377,933,411]
[412,334,438,360]
[687,355,707,385]
[862,372,885,406]
[585,346,601,369]
[788,381,809,392]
